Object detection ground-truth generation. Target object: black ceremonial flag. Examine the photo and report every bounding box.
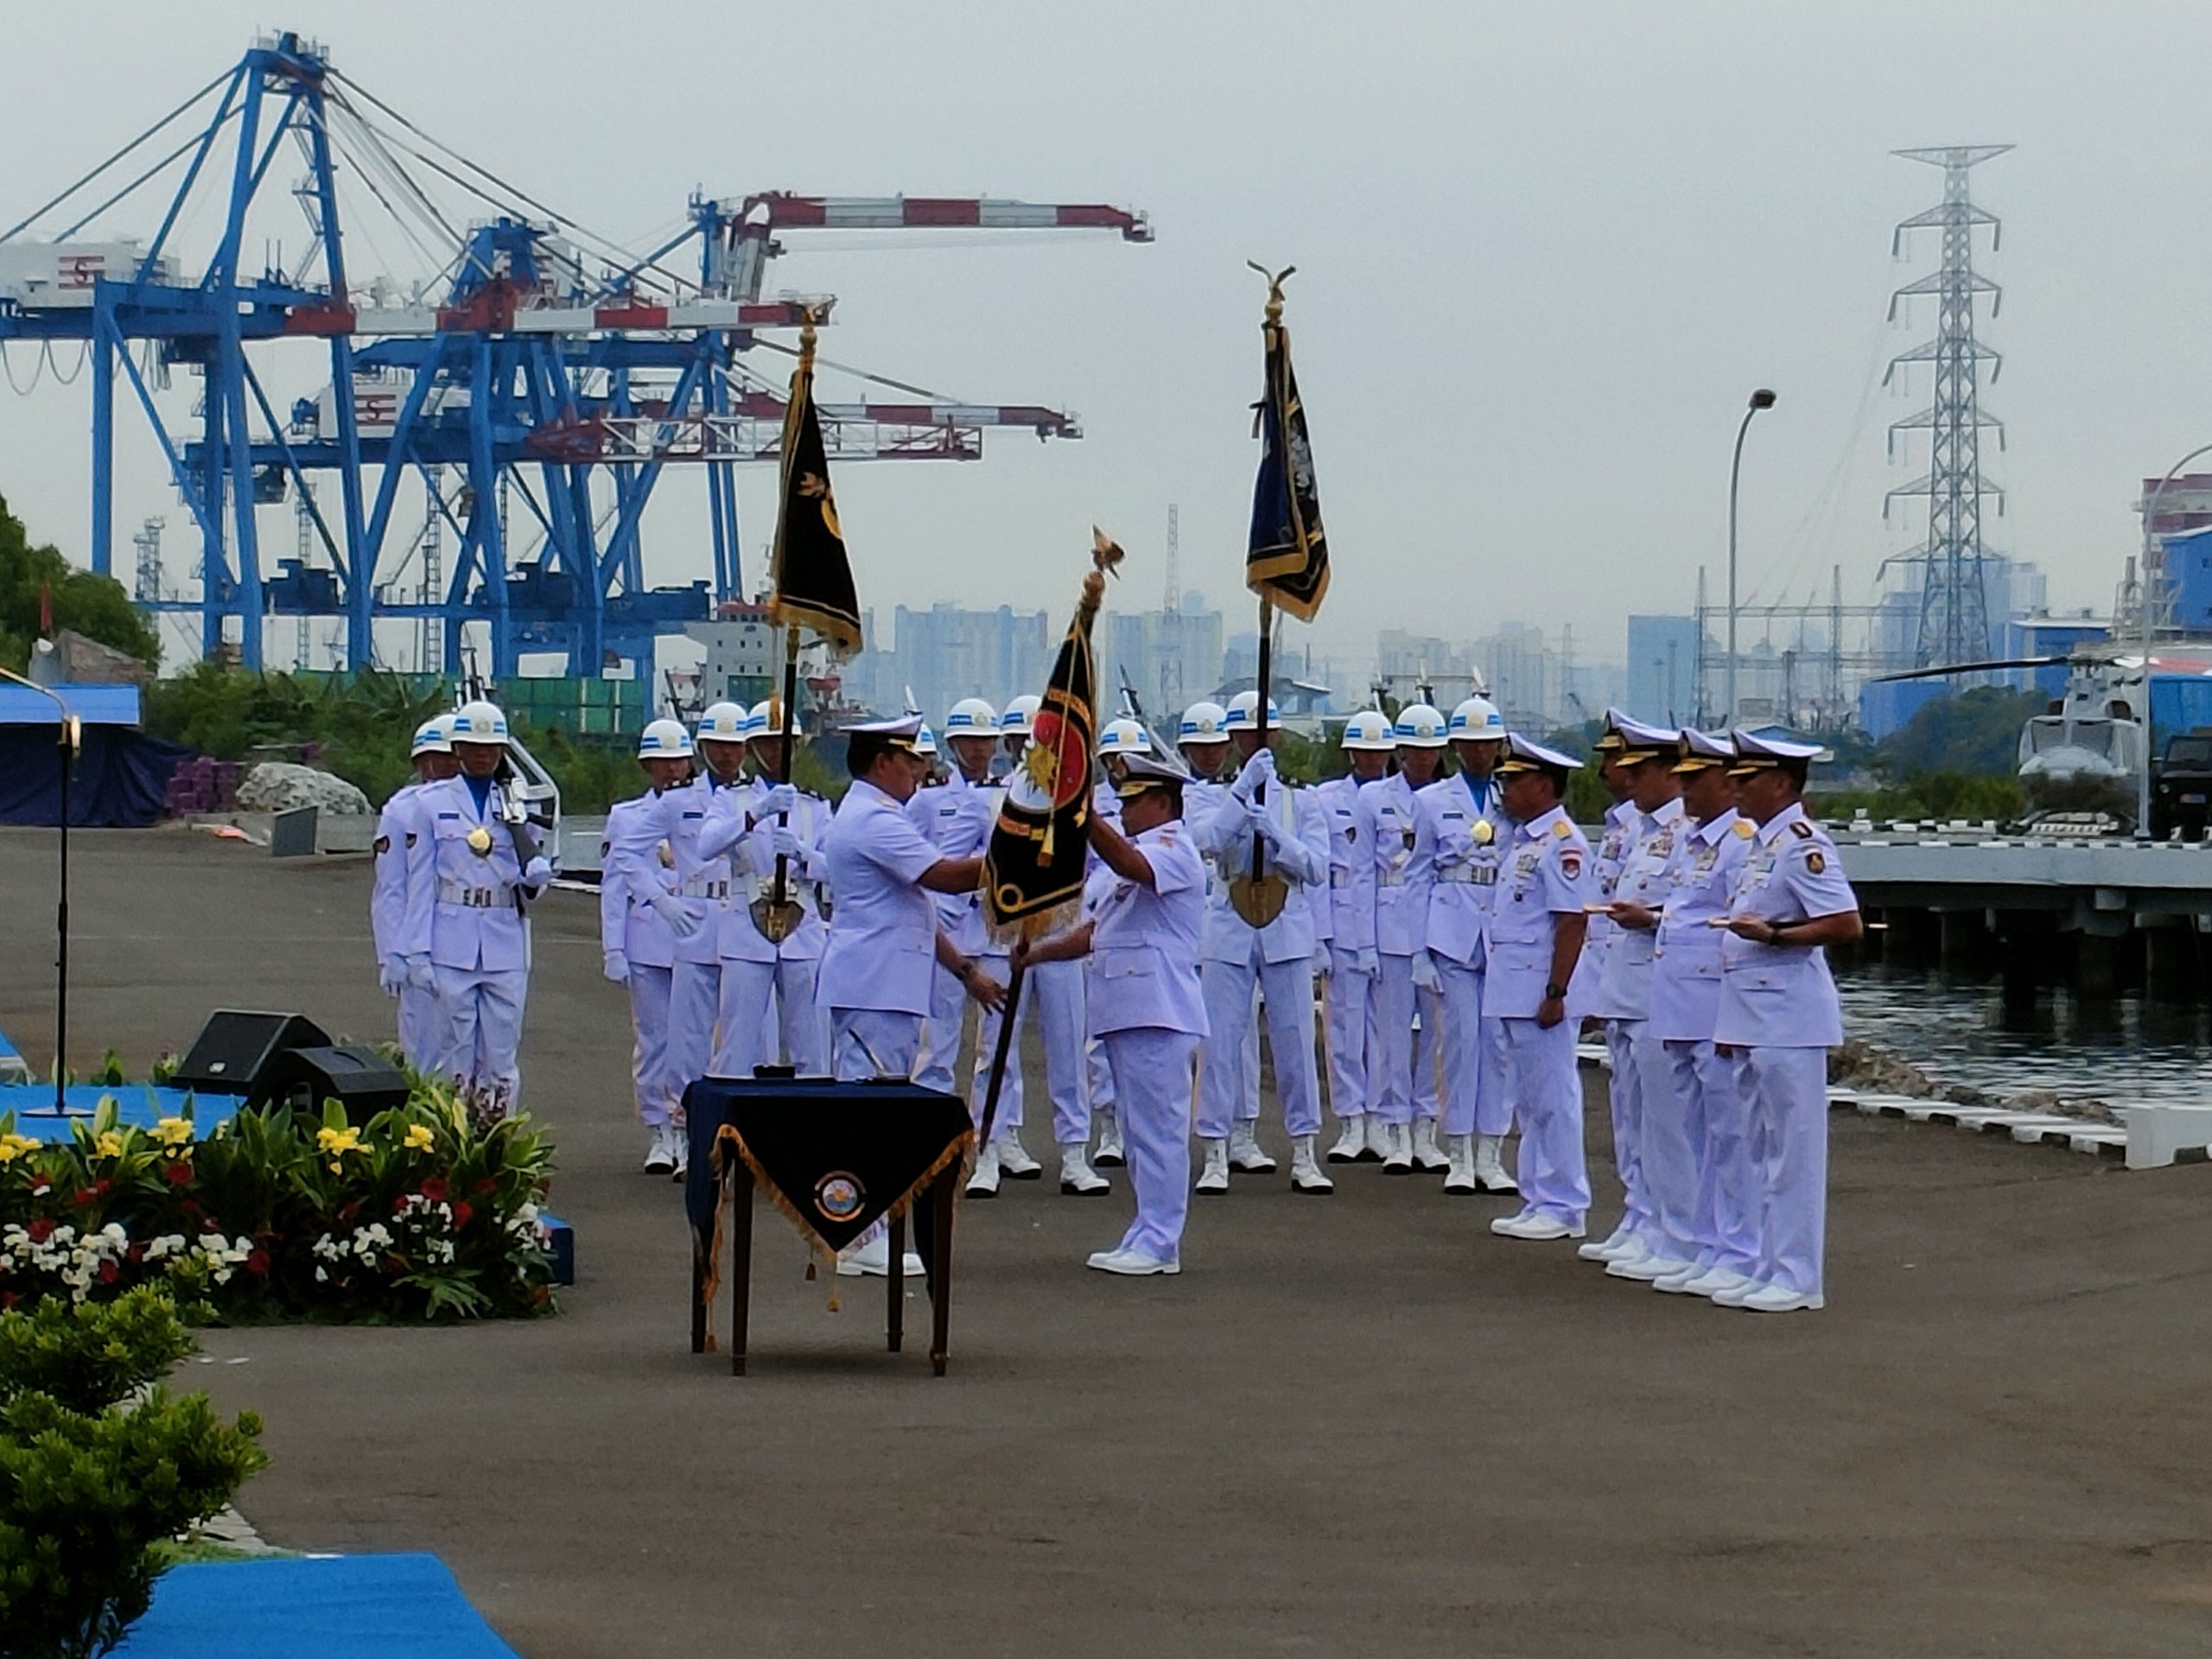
[1245,296,1330,623]
[766,338,862,656]
[984,550,1112,936]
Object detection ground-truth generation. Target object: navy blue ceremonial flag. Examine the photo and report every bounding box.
[766,332,863,657]
[1245,296,1329,623]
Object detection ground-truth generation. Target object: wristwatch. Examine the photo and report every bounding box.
[1543,981,1568,1001]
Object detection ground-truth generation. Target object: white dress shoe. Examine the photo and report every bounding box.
[1410,1119,1450,1172]
[1580,1228,1642,1265]
[837,1234,892,1276]
[1652,1264,1715,1295]
[1607,1252,1695,1283]
[1674,1267,1755,1300]
[1085,1247,1180,1275]
[995,1134,1042,1179]
[1712,1277,1767,1308]
[1059,1144,1111,1196]
[1443,1134,1478,1195]
[670,1127,690,1181]
[1381,1122,1414,1174]
[1229,1122,1277,1173]
[1472,1134,1517,1193]
[1289,1134,1334,1194]
[965,1141,1001,1198]
[1361,1115,1392,1163]
[1093,1110,1125,1167]
[1326,1117,1368,1163]
[642,1123,677,1175]
[1490,1211,1586,1242]
[1195,1137,1230,1194]
[900,1250,926,1277]
[1741,1283,1824,1313]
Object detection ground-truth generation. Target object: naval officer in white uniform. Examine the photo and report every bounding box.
[600,718,693,1173]
[1314,710,1391,1160]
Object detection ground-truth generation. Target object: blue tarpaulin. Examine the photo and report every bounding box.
[111,1555,521,1659]
[0,1084,238,1141]
[0,724,194,827]
[0,683,142,726]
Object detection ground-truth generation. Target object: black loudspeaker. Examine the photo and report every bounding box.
[172,1011,331,1096]
[260,1045,411,1123]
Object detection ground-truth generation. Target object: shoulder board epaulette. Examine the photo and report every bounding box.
[1552,818,1573,838]
[1789,820,1814,838]
[1732,818,1756,838]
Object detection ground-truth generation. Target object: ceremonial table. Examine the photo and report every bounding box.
[683,1075,972,1376]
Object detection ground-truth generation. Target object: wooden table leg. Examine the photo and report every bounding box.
[729,1160,754,1377]
[930,1175,955,1377]
[690,1225,708,1355]
[887,1212,906,1353]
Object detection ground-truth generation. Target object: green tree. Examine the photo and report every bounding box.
[0,494,158,673]
[1876,685,2041,777]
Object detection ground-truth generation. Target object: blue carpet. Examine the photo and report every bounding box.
[0,1084,240,1142]
[111,1554,520,1658]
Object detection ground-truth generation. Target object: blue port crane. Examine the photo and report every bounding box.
[0,32,1151,675]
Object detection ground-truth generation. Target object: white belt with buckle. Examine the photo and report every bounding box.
[438,879,512,909]
[1436,867,1497,886]
[681,877,730,900]
[1378,871,1407,888]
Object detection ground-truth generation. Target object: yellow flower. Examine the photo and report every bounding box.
[153,1116,194,1147]
[94,1131,125,1159]
[403,1123,435,1153]
[315,1125,364,1157]
[329,1160,345,1175]
[0,1133,36,1164]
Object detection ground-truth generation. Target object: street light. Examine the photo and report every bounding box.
[0,666,79,1114]
[1726,387,1778,728]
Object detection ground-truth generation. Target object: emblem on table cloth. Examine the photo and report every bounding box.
[467,826,493,856]
[814,1171,867,1224]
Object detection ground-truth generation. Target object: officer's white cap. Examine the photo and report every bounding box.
[944,697,998,735]
[410,715,455,757]
[1495,732,1581,775]
[1393,703,1448,749]
[637,717,695,760]
[1339,709,1395,751]
[449,701,508,747]
[1671,727,1734,773]
[696,702,750,743]
[1610,712,1677,763]
[1116,751,1193,798]
[1446,696,1506,741]
[1726,729,1827,776]
[845,713,926,752]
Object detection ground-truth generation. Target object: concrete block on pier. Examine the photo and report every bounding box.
[2123,1104,2212,1171]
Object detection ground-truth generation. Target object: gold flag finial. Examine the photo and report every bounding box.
[1247,261,1295,327]
[798,303,821,364]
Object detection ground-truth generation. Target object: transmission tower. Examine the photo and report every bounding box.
[1883,143,2011,668]
[131,518,164,603]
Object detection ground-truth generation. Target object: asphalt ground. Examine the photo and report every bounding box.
[3,825,2210,1658]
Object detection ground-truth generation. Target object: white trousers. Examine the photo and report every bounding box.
[1436,957,1511,1138]
[668,959,722,1107]
[1103,1027,1200,1263]
[1489,1014,1588,1225]
[1198,950,1319,1139]
[1662,1039,1755,1278]
[1730,1045,1830,1298]
[1370,953,1445,1127]
[625,963,675,1126]
[431,963,527,1109]
[970,954,1093,1144]
[1604,1020,1652,1240]
[830,1008,924,1084]
[397,984,442,1075]
[1630,1026,1700,1261]
[1319,948,1376,1119]
[714,957,827,1078]
[917,958,970,1096]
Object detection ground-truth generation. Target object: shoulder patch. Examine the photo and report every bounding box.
[1806,850,1827,874]
[1560,851,1583,879]
[1732,818,1756,838]
[1789,820,1814,839]
[1552,818,1573,838]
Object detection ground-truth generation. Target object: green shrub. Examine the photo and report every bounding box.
[0,1288,265,1659]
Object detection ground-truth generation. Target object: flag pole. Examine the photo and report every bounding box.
[1250,597,1274,879]
[976,957,1024,1150]
[767,622,800,909]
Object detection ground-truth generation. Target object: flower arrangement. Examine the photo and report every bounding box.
[0,1080,557,1323]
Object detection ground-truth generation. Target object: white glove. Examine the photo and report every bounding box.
[1245,798,1285,847]
[647,891,702,938]
[1313,944,1333,979]
[771,823,804,861]
[1411,950,1440,993]
[759,783,798,818]
[523,855,552,888]
[403,954,436,993]
[378,957,404,997]
[603,950,630,984]
[1230,747,1275,804]
[1354,946,1380,977]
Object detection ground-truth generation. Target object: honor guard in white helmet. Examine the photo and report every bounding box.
[394,701,550,1111]
[603,700,752,1175]
[1311,711,1393,1161]
[1484,734,1596,1246]
[677,696,831,1085]
[601,719,694,1172]
[1414,696,1516,1193]
[909,699,1003,1110]
[372,715,459,1070]
[1362,703,1449,1172]
[1188,689,1334,1196]
[999,693,1041,766]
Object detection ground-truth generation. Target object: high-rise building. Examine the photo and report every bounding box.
[1100,599,1224,724]
[1625,615,1700,725]
[842,601,1053,721]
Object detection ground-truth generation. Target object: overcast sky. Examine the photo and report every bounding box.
[3,1,2210,674]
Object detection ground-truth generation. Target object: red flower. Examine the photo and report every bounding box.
[71,1187,99,1208]
[472,1178,498,1196]
[128,1242,146,1263]
[177,1198,201,1217]
[1,1291,18,1311]
[163,1160,194,1186]
[245,1248,270,1277]
[420,1177,449,1204]
[26,1218,54,1244]
[98,1260,120,1285]
[336,1200,359,1224]
[450,1201,474,1230]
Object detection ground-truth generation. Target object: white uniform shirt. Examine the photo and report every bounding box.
[1591,798,1688,1022]
[1481,804,1592,1019]
[817,778,946,1016]
[1086,819,1209,1038]
[1415,771,1509,968]
[615,774,743,967]
[599,793,679,970]
[702,777,832,963]
[911,771,998,955]
[1646,808,1755,1043]
[1194,780,1331,964]
[1713,803,1857,1050]
[1363,772,1432,958]
[371,781,424,966]
[1312,774,1377,953]
[397,774,537,973]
